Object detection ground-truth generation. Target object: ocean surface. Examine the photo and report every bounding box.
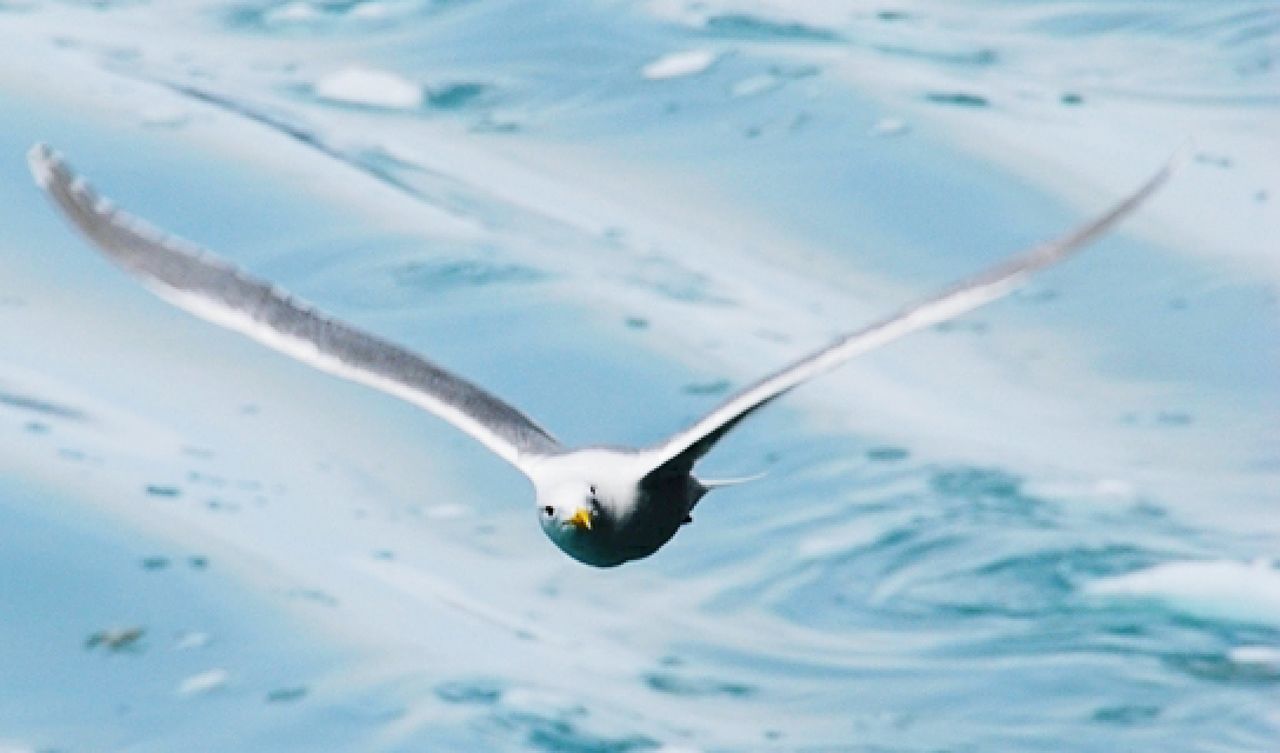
[1,1,1278,751]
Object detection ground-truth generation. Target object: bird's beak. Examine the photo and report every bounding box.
[567,507,593,531]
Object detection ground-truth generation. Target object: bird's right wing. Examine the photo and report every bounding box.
[643,151,1184,478]
[28,144,562,475]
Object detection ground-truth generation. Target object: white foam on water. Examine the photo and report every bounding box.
[421,503,471,520]
[869,117,909,137]
[1087,559,1280,628]
[641,49,719,80]
[266,1,320,23]
[314,66,423,109]
[1228,645,1280,668]
[177,668,229,696]
[349,2,392,20]
[174,631,212,651]
[729,74,780,97]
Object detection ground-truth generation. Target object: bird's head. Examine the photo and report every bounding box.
[535,480,616,565]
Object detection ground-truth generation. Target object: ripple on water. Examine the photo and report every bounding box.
[643,671,756,698]
[391,257,548,293]
[410,678,666,752]
[226,0,454,33]
[266,685,309,703]
[700,13,841,43]
[721,461,1202,635]
[865,446,909,462]
[428,82,489,110]
[518,716,656,753]
[0,390,87,421]
[923,91,991,108]
[435,678,503,705]
[625,257,735,306]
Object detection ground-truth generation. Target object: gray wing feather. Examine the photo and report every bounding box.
[28,144,561,473]
[645,151,1184,477]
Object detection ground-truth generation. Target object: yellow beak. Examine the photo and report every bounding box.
[567,507,593,531]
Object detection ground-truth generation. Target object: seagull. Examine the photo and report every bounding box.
[27,143,1179,567]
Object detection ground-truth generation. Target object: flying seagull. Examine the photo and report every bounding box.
[28,144,1179,567]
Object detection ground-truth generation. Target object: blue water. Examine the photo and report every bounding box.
[1,1,1278,751]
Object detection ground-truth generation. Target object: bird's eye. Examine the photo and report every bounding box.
[589,485,597,496]
[542,505,555,517]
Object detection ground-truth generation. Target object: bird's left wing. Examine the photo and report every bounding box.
[28,144,562,475]
[642,151,1182,479]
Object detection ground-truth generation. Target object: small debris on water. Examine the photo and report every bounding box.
[924,91,989,108]
[866,446,909,462]
[86,627,145,652]
[140,556,169,570]
[683,379,731,396]
[266,686,308,704]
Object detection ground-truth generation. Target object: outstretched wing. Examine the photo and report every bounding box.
[28,144,562,475]
[644,152,1182,478]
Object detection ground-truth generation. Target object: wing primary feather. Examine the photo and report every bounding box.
[646,149,1185,476]
[27,143,562,474]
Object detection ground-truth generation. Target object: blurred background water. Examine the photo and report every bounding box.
[0,1,1278,751]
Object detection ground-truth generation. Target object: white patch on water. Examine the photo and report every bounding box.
[1228,645,1280,668]
[500,684,579,714]
[421,503,471,520]
[265,1,319,23]
[1087,559,1280,627]
[796,517,885,561]
[641,49,719,80]
[729,74,781,98]
[174,631,212,650]
[869,117,909,137]
[1023,477,1138,502]
[348,2,392,20]
[314,66,423,109]
[177,668,229,696]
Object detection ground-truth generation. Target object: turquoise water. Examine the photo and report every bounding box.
[1,2,1278,751]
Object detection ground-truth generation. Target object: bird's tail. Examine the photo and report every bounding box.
[697,471,767,490]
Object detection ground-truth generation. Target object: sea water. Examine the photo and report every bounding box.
[0,2,1277,750]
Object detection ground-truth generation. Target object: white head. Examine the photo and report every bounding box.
[529,448,652,568]
[536,478,609,564]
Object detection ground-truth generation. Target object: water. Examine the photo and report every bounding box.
[1,1,1278,750]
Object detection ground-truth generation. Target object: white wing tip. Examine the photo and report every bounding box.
[27,142,59,190]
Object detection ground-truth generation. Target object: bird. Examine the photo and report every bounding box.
[27,143,1179,567]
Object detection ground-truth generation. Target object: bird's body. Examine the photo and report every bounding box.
[530,447,710,567]
[26,143,1181,567]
